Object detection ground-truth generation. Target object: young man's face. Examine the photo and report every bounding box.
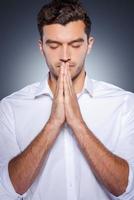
[39,20,94,81]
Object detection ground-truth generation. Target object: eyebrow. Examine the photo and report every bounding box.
[45,38,84,45]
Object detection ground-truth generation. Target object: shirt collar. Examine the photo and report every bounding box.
[34,71,94,99]
[81,72,94,97]
[34,71,53,99]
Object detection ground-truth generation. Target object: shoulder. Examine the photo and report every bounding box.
[91,79,134,111]
[92,79,134,99]
[0,82,40,110]
[1,82,40,101]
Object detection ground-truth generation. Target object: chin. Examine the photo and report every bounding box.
[72,69,83,81]
[49,70,58,81]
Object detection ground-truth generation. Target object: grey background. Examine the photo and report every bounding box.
[0,0,134,100]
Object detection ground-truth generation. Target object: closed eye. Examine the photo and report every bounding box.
[72,44,81,48]
[71,42,83,48]
[48,43,60,49]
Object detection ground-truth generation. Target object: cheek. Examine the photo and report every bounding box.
[73,43,88,55]
[43,48,59,63]
[73,48,88,61]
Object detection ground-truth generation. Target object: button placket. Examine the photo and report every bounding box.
[63,123,77,200]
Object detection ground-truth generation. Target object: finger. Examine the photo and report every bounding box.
[64,66,70,100]
[58,64,64,96]
[55,64,64,97]
[66,63,73,87]
[65,63,74,95]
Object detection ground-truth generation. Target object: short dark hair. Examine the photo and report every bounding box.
[37,0,92,41]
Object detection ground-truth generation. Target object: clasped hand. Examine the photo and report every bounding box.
[49,63,84,128]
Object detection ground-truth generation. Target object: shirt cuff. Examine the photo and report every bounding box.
[110,161,134,200]
[0,163,28,199]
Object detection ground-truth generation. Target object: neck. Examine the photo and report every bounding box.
[48,68,86,96]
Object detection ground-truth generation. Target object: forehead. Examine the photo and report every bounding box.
[42,20,87,42]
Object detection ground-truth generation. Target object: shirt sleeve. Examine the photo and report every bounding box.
[0,99,27,200]
[110,93,134,200]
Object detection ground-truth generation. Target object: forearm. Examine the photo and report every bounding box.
[9,120,62,195]
[70,120,129,196]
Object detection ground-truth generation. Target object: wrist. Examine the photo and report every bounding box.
[47,118,64,129]
[68,118,85,130]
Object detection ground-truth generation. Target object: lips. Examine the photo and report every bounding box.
[57,64,75,67]
[69,64,75,67]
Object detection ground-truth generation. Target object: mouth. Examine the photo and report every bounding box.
[57,64,75,68]
[69,64,75,67]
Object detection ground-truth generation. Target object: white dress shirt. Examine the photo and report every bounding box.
[0,71,134,200]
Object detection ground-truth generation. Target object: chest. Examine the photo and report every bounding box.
[14,95,124,152]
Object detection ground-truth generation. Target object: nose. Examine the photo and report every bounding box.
[60,45,71,63]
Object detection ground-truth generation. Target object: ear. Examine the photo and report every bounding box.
[38,39,44,56]
[87,36,95,54]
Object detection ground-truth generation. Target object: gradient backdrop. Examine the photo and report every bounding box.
[0,0,134,100]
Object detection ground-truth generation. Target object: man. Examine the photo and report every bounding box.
[0,0,134,199]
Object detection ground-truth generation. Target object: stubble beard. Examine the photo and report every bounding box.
[48,62,85,83]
